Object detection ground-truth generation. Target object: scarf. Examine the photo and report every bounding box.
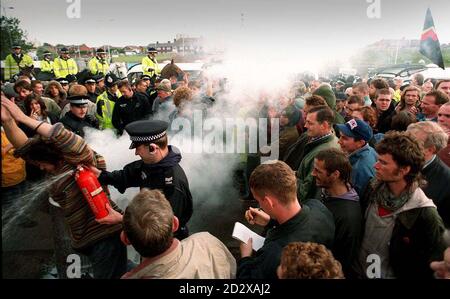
[371,180,417,212]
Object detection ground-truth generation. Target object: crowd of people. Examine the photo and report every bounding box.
[1,44,450,279]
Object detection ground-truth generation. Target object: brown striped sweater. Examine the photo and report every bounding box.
[18,123,123,249]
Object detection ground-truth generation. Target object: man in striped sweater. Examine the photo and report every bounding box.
[1,95,127,279]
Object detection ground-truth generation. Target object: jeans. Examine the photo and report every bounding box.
[76,233,127,279]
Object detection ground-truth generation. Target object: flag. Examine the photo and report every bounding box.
[419,8,445,69]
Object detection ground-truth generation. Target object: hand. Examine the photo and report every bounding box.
[81,164,101,178]
[1,97,28,123]
[31,108,39,120]
[239,238,253,258]
[409,106,418,115]
[1,96,14,124]
[96,203,123,225]
[245,207,270,226]
[147,67,154,72]
[430,248,450,279]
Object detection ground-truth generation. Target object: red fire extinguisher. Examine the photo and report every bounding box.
[75,166,109,220]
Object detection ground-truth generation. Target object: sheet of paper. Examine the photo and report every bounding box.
[232,222,266,251]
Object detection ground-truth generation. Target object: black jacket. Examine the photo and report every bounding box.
[375,102,396,134]
[237,198,335,279]
[112,92,153,135]
[60,111,99,138]
[422,156,450,227]
[321,188,362,278]
[98,146,193,227]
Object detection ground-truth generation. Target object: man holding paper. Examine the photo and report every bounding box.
[237,161,335,279]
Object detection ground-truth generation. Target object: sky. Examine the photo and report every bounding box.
[2,0,450,77]
[2,0,449,48]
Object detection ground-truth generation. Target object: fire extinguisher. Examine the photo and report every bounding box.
[75,166,109,220]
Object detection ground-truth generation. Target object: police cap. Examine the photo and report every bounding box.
[83,75,96,84]
[125,120,169,149]
[56,77,69,85]
[67,95,90,106]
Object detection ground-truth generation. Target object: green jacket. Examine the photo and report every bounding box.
[313,85,345,124]
[4,53,34,80]
[297,133,340,202]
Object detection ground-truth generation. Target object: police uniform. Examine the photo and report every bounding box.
[98,120,193,239]
[88,48,109,76]
[60,95,99,138]
[53,47,78,78]
[95,73,120,130]
[83,76,99,103]
[141,47,161,78]
[40,51,54,74]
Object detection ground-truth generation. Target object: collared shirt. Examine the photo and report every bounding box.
[423,155,436,170]
[310,132,333,143]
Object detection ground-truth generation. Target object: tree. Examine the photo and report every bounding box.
[0,16,33,59]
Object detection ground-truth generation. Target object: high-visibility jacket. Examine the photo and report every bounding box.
[53,57,78,78]
[40,59,54,73]
[142,56,161,77]
[88,56,109,75]
[95,90,121,130]
[4,53,34,81]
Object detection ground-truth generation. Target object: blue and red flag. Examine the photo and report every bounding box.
[419,8,445,69]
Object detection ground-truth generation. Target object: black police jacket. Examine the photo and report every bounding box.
[112,92,153,135]
[60,111,99,138]
[98,146,193,226]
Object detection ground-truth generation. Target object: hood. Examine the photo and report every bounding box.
[323,187,359,202]
[44,81,67,99]
[143,145,182,170]
[396,187,436,214]
[313,85,336,110]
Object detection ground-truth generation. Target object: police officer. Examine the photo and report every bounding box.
[94,120,193,240]
[60,95,99,138]
[39,51,55,79]
[4,45,34,81]
[88,48,109,76]
[141,47,161,79]
[83,76,99,103]
[53,47,78,79]
[95,73,121,130]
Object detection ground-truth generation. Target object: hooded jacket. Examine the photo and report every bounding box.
[99,146,193,229]
[43,81,68,109]
[360,181,446,278]
[313,85,345,124]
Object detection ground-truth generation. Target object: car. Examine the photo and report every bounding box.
[370,63,450,81]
